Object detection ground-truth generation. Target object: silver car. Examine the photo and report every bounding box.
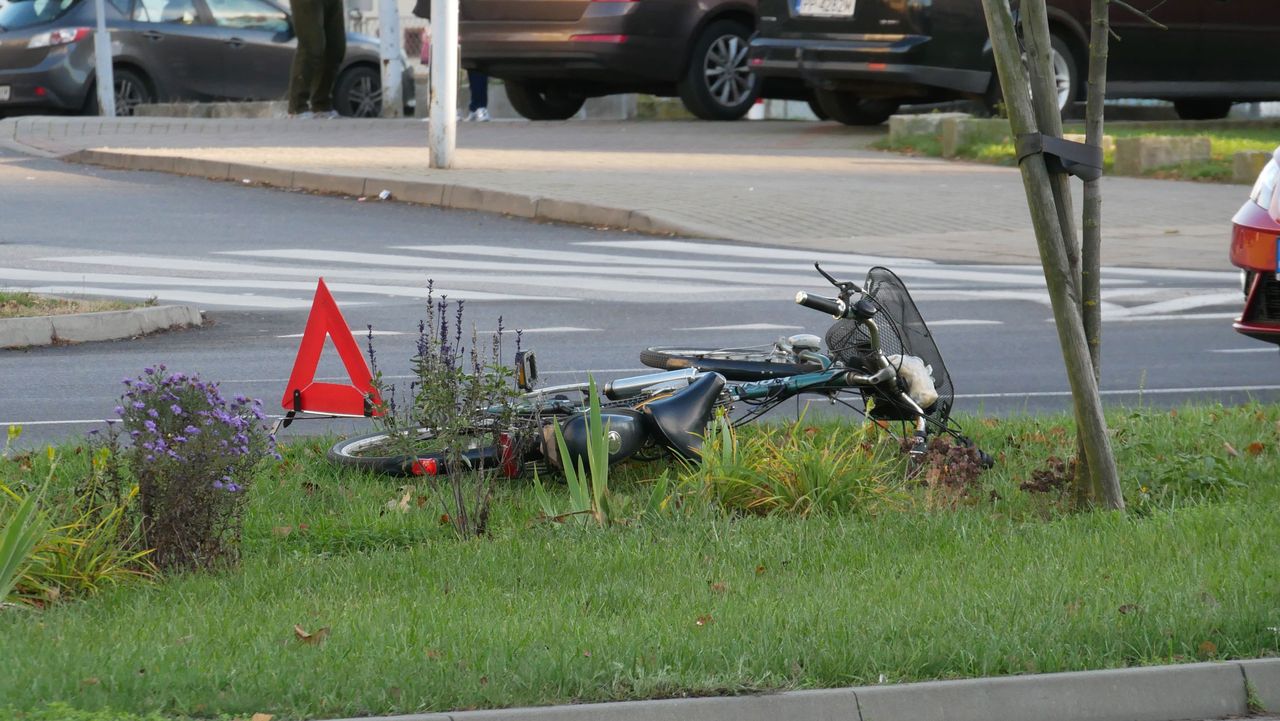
[0,0,411,116]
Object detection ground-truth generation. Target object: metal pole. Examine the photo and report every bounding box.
[92,0,115,116]
[376,0,403,117]
[427,0,457,168]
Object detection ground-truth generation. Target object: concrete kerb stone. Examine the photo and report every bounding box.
[889,112,971,143]
[315,661,1267,721]
[371,178,447,206]
[534,197,634,229]
[291,170,367,197]
[1114,135,1211,175]
[1241,658,1280,713]
[1233,150,1273,183]
[940,117,1011,158]
[172,156,232,181]
[1,305,201,349]
[443,185,539,219]
[226,162,295,188]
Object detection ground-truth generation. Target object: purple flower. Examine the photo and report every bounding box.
[132,401,146,410]
[147,408,159,419]
[170,404,183,415]
[143,366,155,375]
[226,483,240,493]
[213,480,225,490]
[122,378,133,386]
[184,425,199,435]
[143,420,157,433]
[114,406,125,416]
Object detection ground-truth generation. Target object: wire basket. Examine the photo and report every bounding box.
[824,266,954,428]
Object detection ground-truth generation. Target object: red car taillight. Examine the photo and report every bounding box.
[27,27,91,49]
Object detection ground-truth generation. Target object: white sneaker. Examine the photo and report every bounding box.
[473,107,491,122]
[315,110,340,119]
[290,111,315,120]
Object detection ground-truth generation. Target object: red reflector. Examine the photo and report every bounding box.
[570,34,628,43]
[411,458,439,476]
[34,87,46,97]
[750,57,764,66]
[868,62,887,71]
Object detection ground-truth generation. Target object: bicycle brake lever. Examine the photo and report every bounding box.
[814,262,863,299]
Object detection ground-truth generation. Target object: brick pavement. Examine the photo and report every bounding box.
[0,116,1248,270]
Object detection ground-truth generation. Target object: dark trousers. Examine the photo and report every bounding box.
[288,0,346,113]
[468,70,488,111]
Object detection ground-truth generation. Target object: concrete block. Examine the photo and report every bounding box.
[226,163,294,188]
[172,157,230,180]
[444,185,538,218]
[889,112,971,142]
[0,316,55,349]
[1063,133,1116,154]
[131,154,178,174]
[1233,150,1273,183]
[535,198,633,229]
[48,305,201,344]
[855,662,1246,721]
[370,178,446,205]
[447,688,859,721]
[291,170,366,196]
[1114,135,1211,175]
[1240,658,1280,713]
[941,117,1011,158]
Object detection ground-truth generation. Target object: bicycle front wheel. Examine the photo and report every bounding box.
[327,427,509,477]
[640,346,819,381]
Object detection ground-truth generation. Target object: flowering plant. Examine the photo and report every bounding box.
[116,365,276,571]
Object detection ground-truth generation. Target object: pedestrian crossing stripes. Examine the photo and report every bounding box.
[0,239,1242,322]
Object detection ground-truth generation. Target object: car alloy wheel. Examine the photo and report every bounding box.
[1050,43,1071,111]
[348,74,381,117]
[114,75,145,116]
[702,33,753,109]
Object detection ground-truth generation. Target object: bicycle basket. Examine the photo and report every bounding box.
[824,266,954,427]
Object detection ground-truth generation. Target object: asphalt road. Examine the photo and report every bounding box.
[2,147,1276,448]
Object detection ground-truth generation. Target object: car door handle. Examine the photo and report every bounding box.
[225,37,245,47]
[142,30,163,41]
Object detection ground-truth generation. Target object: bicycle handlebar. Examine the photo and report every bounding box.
[794,291,847,318]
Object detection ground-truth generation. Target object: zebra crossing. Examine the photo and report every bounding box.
[0,239,1243,322]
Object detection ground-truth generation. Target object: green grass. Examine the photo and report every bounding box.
[0,291,150,320]
[2,402,1279,720]
[876,124,1278,183]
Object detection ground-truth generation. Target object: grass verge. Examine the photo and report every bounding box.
[875,124,1278,183]
[2,402,1278,720]
[0,291,152,320]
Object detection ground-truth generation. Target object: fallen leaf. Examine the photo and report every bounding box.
[755,565,766,575]
[425,648,443,659]
[175,634,194,645]
[1224,442,1240,458]
[386,487,413,513]
[251,714,274,721]
[1118,603,1140,615]
[301,481,320,495]
[479,675,489,685]
[440,514,451,525]
[695,614,714,627]
[1198,640,1217,656]
[709,581,729,594]
[81,677,100,686]
[1247,442,1265,456]
[1169,409,1178,417]
[272,526,293,537]
[582,650,591,657]
[293,624,330,645]
[416,495,429,508]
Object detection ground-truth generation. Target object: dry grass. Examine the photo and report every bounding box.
[0,292,150,320]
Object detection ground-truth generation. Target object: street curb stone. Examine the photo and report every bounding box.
[316,660,1269,721]
[0,305,203,349]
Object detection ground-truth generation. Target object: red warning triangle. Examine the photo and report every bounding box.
[280,278,383,417]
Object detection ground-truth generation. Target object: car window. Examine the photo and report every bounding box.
[0,0,79,30]
[203,0,286,32]
[133,0,200,23]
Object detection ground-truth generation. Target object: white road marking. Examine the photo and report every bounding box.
[1109,292,1242,317]
[1103,312,1238,322]
[958,384,1280,399]
[512,327,601,333]
[674,323,804,331]
[577,239,935,267]
[1210,347,1276,354]
[926,319,1003,326]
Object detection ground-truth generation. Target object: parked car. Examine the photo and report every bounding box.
[0,0,411,117]
[458,0,808,121]
[748,0,1280,125]
[1230,148,1280,347]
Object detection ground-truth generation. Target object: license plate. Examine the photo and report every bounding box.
[0,86,9,102]
[796,0,855,17]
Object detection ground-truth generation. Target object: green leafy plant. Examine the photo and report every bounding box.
[533,376,615,527]
[0,477,48,607]
[682,412,905,516]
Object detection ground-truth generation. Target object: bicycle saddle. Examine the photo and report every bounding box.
[642,372,726,460]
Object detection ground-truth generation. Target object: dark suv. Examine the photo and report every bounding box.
[460,0,804,121]
[748,0,1280,125]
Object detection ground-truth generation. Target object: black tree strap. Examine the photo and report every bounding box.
[1015,133,1104,182]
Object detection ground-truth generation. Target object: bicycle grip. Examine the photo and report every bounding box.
[795,291,847,319]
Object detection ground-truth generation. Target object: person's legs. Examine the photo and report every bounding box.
[467,70,488,112]
[287,0,323,115]
[310,0,347,113]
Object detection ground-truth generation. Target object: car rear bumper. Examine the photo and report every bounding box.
[0,43,91,113]
[748,35,989,96]
[461,3,687,86]
[1230,201,1280,344]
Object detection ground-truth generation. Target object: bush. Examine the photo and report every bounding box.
[116,366,276,571]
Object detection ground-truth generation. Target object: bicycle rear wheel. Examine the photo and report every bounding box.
[327,427,509,477]
[640,346,819,381]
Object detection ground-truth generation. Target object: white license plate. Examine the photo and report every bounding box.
[0,86,9,102]
[797,0,855,17]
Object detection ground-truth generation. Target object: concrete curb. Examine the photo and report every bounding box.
[316,659,1279,721]
[0,304,203,349]
[62,149,710,241]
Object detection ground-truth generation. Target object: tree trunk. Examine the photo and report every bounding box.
[979,0,1124,510]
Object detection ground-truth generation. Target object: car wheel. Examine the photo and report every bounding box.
[1173,99,1233,121]
[813,89,898,126]
[504,81,586,121]
[984,32,1078,115]
[112,68,153,117]
[334,66,381,118]
[678,19,759,121]
[807,96,829,121]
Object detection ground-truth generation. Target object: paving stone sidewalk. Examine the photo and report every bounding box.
[0,116,1246,271]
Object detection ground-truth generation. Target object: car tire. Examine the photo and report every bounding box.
[678,19,760,121]
[1173,99,1233,121]
[334,66,381,117]
[504,81,587,120]
[86,67,153,117]
[813,89,898,126]
[807,96,829,121]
